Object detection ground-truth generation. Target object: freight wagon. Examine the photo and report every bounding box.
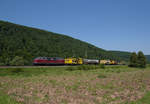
[100,60,118,65]
[65,58,83,65]
[83,59,99,64]
[33,57,118,65]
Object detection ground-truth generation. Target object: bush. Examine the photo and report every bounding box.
[99,64,105,69]
[0,62,5,66]
[66,65,100,71]
[66,66,76,71]
[77,65,99,70]
[10,56,24,66]
[11,68,24,73]
[79,65,91,70]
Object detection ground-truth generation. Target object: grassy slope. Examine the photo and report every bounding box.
[0,66,150,104]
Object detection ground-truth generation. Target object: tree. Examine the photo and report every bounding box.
[129,52,138,67]
[0,20,126,65]
[137,51,146,68]
[10,56,24,66]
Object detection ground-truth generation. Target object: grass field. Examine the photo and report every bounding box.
[0,65,150,104]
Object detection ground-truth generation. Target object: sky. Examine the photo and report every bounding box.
[0,0,150,54]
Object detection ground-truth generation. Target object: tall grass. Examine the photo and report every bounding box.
[0,66,150,104]
[66,64,105,71]
[0,67,66,77]
[0,92,20,104]
[0,65,148,77]
[123,91,150,104]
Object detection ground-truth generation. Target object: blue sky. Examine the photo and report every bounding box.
[0,0,150,54]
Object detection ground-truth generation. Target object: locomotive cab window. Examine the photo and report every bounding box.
[53,58,56,61]
[47,58,51,61]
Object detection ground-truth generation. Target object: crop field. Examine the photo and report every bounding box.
[0,65,150,104]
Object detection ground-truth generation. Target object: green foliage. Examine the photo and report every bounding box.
[145,55,150,63]
[0,20,123,65]
[66,66,77,71]
[127,91,150,104]
[0,92,20,104]
[129,52,138,67]
[109,51,131,61]
[77,65,91,70]
[0,66,150,104]
[109,51,150,63]
[0,20,149,66]
[99,64,105,69]
[66,65,103,71]
[77,65,100,70]
[11,68,24,73]
[97,73,107,78]
[137,51,146,68]
[10,56,24,66]
[129,51,147,68]
[0,65,148,77]
[147,64,150,68]
[0,62,5,66]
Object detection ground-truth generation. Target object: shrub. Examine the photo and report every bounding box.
[0,62,5,66]
[11,68,24,73]
[99,64,105,69]
[78,65,98,70]
[66,65,100,71]
[10,56,24,66]
[66,66,76,71]
[76,65,88,70]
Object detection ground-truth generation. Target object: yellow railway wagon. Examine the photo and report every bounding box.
[65,58,78,65]
[100,60,117,65]
[100,60,111,65]
[110,60,118,65]
[65,58,83,65]
[110,60,115,65]
[77,58,83,65]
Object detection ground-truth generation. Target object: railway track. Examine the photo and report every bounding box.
[0,65,122,69]
[0,65,68,69]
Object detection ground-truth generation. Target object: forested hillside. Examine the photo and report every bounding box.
[145,55,150,63]
[0,20,123,65]
[109,51,131,61]
[110,51,150,63]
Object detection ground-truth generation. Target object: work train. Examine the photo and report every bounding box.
[33,57,118,65]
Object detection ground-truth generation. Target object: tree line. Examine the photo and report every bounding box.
[0,20,123,66]
[129,51,147,68]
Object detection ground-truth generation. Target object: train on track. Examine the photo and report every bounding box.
[33,57,118,65]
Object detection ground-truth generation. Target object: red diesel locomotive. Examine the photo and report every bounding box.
[33,57,65,65]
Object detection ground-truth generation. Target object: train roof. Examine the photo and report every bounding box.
[34,57,64,60]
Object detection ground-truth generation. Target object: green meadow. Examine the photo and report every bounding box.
[0,65,150,104]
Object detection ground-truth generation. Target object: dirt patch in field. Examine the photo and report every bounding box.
[0,69,150,104]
